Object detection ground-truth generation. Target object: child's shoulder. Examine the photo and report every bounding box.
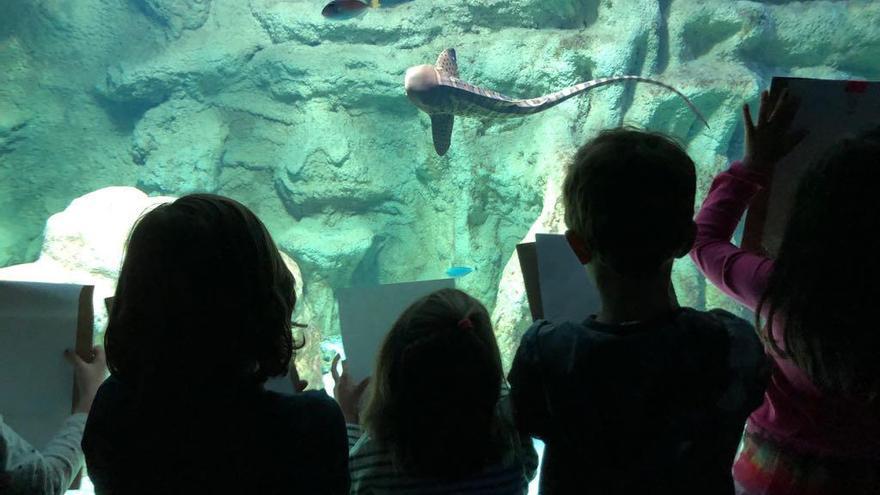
[698,307,753,329]
[254,390,347,448]
[349,429,383,458]
[266,389,343,420]
[520,318,592,343]
[671,308,764,360]
[349,431,396,485]
[517,308,759,357]
[679,308,761,347]
[513,319,620,373]
[688,309,769,413]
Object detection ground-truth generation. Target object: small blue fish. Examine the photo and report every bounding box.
[446,266,475,278]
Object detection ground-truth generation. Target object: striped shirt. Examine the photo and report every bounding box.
[347,390,538,494]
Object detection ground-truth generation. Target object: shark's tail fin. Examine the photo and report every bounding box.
[430,114,454,156]
[513,75,709,127]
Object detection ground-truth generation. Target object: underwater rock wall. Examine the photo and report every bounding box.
[2,0,879,369]
[0,186,327,386]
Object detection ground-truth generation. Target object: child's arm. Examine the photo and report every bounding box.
[1,346,105,495]
[690,164,774,311]
[1,413,87,495]
[330,354,370,426]
[691,89,805,312]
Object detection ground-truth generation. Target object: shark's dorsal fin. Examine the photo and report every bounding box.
[430,114,454,156]
[435,49,459,79]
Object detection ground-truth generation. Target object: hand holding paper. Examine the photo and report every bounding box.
[331,354,369,424]
[0,281,94,451]
[66,345,107,414]
[741,77,880,255]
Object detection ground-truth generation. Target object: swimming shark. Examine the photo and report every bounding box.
[404,48,708,156]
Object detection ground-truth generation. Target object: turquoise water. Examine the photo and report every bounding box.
[1,1,879,493]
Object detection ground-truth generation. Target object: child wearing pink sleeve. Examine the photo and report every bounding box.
[692,90,880,494]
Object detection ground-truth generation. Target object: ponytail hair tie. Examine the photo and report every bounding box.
[457,317,474,330]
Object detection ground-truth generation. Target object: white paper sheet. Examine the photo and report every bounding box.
[761,77,880,254]
[535,233,600,323]
[0,281,84,450]
[337,279,455,382]
[516,242,543,320]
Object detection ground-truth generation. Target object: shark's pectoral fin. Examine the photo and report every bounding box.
[430,114,454,156]
[435,48,459,79]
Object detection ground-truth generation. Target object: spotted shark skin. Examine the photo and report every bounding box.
[405,48,708,156]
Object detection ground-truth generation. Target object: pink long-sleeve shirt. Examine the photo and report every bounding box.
[691,162,880,460]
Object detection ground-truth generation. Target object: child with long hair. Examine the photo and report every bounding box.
[333,288,537,494]
[691,91,880,494]
[509,128,769,494]
[81,194,350,494]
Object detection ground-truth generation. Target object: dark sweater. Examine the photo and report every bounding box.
[83,376,350,495]
[508,308,768,495]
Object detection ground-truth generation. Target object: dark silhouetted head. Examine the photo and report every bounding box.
[563,127,697,277]
[363,288,505,478]
[105,194,299,395]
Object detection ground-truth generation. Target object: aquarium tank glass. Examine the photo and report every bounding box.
[1,0,878,493]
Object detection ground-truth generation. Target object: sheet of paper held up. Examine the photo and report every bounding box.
[0,281,84,450]
[337,279,455,383]
[749,77,880,255]
[534,233,600,323]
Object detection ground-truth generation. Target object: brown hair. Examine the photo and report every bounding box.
[758,129,880,403]
[562,127,697,276]
[105,194,301,393]
[362,288,505,478]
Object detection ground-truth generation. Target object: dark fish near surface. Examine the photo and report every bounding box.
[321,0,372,19]
[321,0,412,19]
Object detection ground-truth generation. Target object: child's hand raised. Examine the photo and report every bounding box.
[330,354,370,424]
[66,346,108,415]
[743,88,807,173]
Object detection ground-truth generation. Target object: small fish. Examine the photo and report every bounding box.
[446,266,475,278]
[321,0,377,19]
